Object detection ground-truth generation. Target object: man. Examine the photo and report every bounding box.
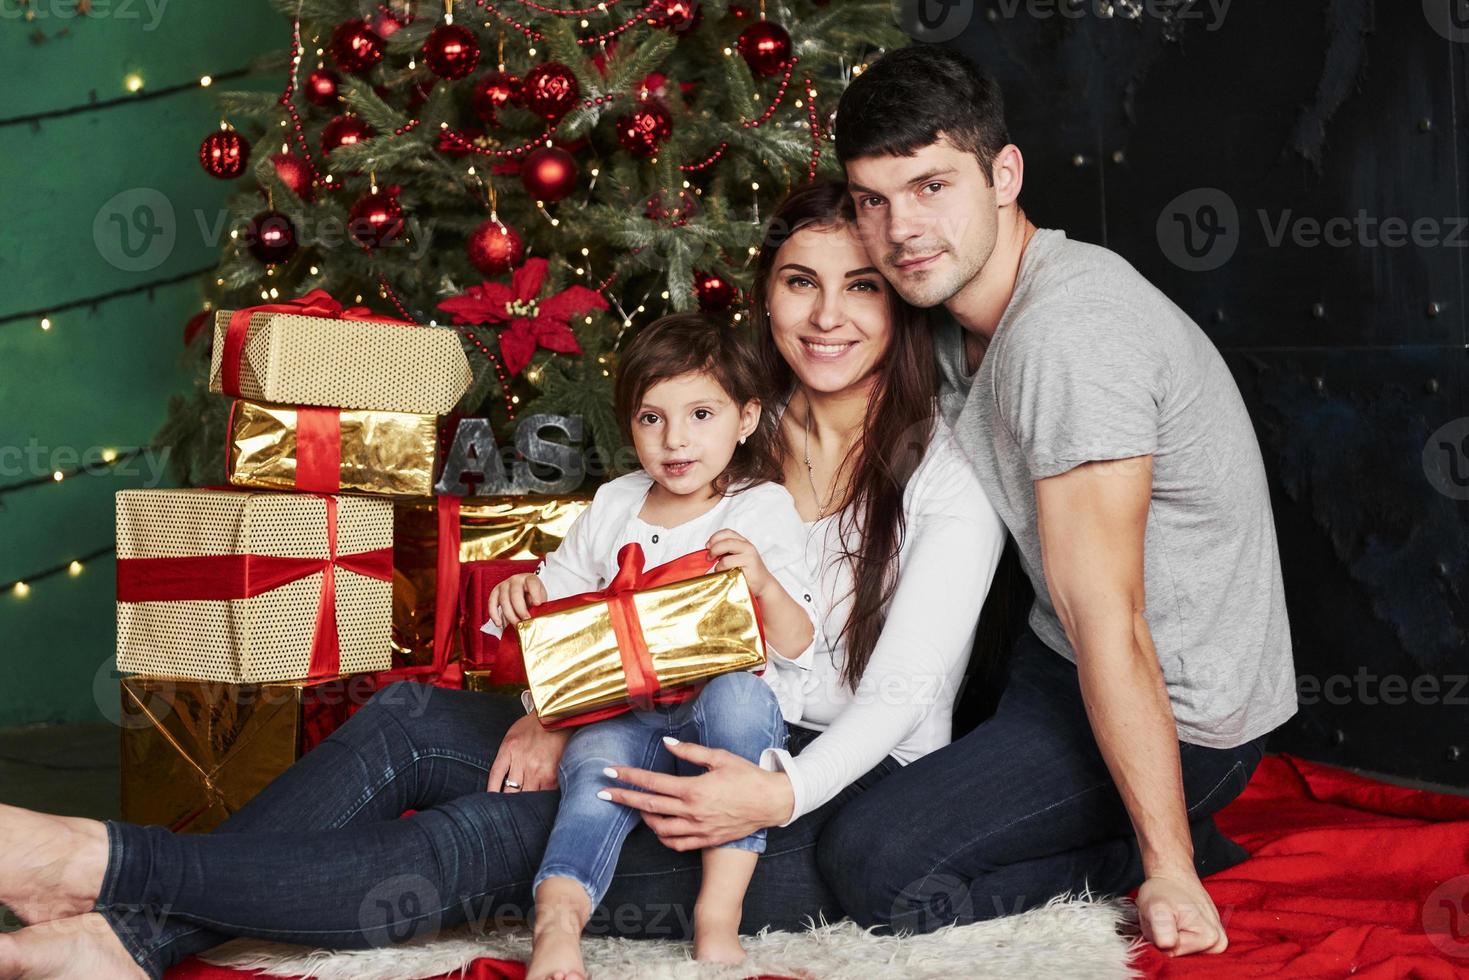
[817,45,1297,956]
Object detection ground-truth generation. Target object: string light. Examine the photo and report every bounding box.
[3,545,117,598]
[124,73,145,93]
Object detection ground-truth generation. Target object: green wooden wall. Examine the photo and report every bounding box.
[0,2,287,726]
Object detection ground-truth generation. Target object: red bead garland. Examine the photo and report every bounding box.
[473,0,669,46]
[279,18,321,189]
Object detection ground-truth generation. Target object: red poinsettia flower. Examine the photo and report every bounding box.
[437,257,608,376]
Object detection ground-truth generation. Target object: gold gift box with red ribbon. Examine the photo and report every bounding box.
[208,291,472,414]
[226,398,439,498]
[504,543,768,727]
[115,488,394,683]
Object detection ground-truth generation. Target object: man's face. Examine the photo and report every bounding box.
[845,134,999,309]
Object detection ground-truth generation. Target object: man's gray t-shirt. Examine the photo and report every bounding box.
[935,228,1296,749]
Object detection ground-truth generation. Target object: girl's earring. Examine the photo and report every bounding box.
[739,435,748,445]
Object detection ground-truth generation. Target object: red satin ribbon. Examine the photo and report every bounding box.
[295,406,343,492]
[366,496,466,691]
[116,495,392,679]
[501,542,721,719]
[220,288,414,397]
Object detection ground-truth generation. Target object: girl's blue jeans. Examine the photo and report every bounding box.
[535,670,787,908]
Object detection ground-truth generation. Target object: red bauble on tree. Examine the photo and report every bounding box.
[736,21,792,77]
[521,146,578,202]
[321,115,374,155]
[694,269,740,312]
[615,100,673,157]
[330,19,385,74]
[304,69,341,108]
[371,9,405,38]
[468,218,524,276]
[472,71,522,125]
[652,0,702,33]
[423,23,480,79]
[521,62,580,121]
[349,188,406,249]
[245,211,298,265]
[644,187,701,226]
[199,129,249,179]
[269,152,313,200]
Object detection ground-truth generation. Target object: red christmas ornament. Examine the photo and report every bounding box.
[694,269,740,313]
[269,152,313,200]
[521,146,578,203]
[736,21,792,77]
[330,19,385,74]
[304,69,342,108]
[245,211,298,265]
[522,62,581,121]
[643,188,701,226]
[472,71,522,125]
[423,23,480,79]
[615,100,673,157]
[467,218,524,276]
[349,189,406,249]
[652,0,701,33]
[321,115,374,154]
[371,9,405,38]
[199,129,249,179]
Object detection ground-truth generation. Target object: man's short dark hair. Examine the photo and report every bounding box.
[835,46,1011,182]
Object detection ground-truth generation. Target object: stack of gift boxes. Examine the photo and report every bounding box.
[114,295,589,831]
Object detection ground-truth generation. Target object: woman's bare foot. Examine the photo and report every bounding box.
[527,877,590,980]
[0,805,108,926]
[0,913,148,979]
[693,904,747,965]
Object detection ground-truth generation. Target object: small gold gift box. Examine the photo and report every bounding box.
[226,399,439,497]
[515,550,767,724]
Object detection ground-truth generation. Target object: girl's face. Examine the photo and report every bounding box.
[765,222,896,395]
[631,371,761,497]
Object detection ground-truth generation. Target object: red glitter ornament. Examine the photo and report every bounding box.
[694,269,739,313]
[330,19,385,75]
[736,21,792,78]
[423,23,480,79]
[269,152,313,200]
[304,69,341,108]
[615,100,673,157]
[349,188,406,249]
[371,9,405,38]
[468,218,524,276]
[472,71,522,125]
[199,129,249,179]
[651,0,702,33]
[521,146,578,203]
[521,62,581,121]
[245,211,298,265]
[321,114,374,155]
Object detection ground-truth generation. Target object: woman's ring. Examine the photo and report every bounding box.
[504,779,522,789]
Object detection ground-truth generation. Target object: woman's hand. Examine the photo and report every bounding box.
[600,737,796,848]
[706,529,775,599]
[486,572,548,628]
[487,712,570,793]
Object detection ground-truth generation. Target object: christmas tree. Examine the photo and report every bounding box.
[161,0,906,484]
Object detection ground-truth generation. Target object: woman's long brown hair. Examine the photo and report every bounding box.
[748,180,938,692]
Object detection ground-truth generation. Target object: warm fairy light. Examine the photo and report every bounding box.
[13,582,29,598]
[200,75,214,87]
[511,395,520,404]
[581,247,590,256]
[40,317,51,331]
[590,168,599,177]
[661,290,670,300]
[584,316,593,324]
[580,18,589,26]
[68,561,83,577]
[752,181,760,190]
[528,47,537,56]
[576,267,585,275]
[309,266,320,275]
[230,229,239,240]
[733,312,743,321]
[102,449,118,463]
[125,73,145,92]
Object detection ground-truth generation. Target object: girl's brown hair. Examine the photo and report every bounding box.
[748,180,938,692]
[613,312,783,496]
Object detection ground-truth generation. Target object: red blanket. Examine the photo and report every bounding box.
[169,754,1469,980]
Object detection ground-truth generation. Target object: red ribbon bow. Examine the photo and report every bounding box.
[116,494,393,680]
[220,289,415,397]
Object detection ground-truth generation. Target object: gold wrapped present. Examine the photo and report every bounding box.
[119,674,372,833]
[116,489,394,683]
[392,495,590,668]
[226,399,439,497]
[508,544,767,725]
[207,293,472,414]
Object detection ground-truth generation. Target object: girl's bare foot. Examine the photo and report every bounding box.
[0,805,108,926]
[693,904,747,965]
[0,913,148,979]
[527,877,590,980]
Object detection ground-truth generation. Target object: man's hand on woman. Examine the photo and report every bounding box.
[487,712,570,793]
[600,737,795,849]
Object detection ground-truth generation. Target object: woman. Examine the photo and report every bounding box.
[0,181,1006,980]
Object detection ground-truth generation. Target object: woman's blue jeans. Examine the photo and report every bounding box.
[93,678,888,980]
[536,670,787,907]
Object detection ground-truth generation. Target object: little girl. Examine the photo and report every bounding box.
[482,313,821,980]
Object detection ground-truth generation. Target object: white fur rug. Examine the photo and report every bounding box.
[201,895,1140,979]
